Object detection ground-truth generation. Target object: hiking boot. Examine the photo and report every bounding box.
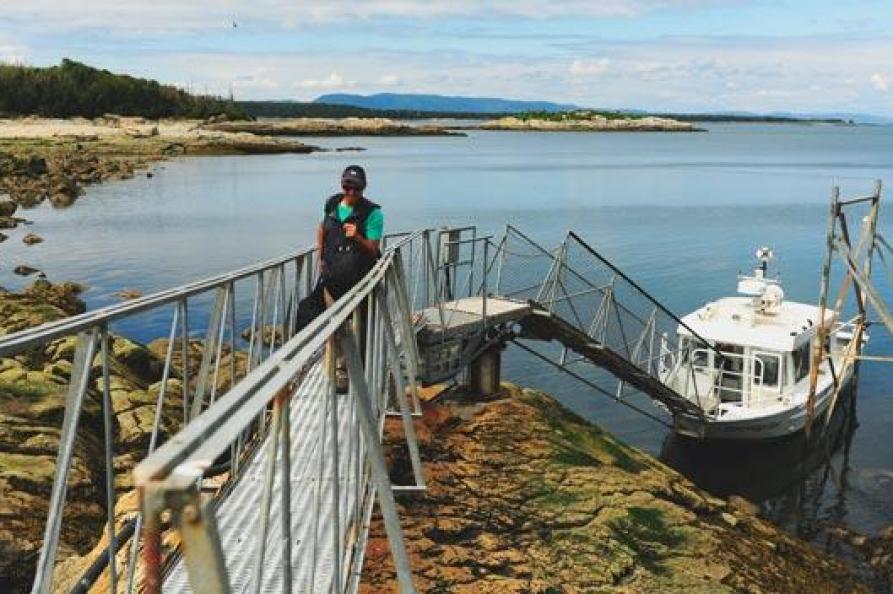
[334,369,349,394]
[335,358,349,394]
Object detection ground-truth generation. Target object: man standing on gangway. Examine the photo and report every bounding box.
[295,165,384,391]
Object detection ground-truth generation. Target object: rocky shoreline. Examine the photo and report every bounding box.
[361,384,875,592]
[0,116,316,209]
[0,116,322,272]
[475,114,701,132]
[0,281,888,592]
[203,116,465,137]
[0,280,245,592]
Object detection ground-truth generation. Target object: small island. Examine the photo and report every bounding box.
[475,110,702,132]
[202,117,463,137]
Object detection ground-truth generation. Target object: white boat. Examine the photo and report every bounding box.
[663,248,861,440]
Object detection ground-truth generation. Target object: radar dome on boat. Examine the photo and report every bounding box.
[736,245,783,307]
[759,284,784,313]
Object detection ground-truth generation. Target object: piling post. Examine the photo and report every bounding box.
[469,344,502,397]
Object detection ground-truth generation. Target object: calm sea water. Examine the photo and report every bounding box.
[3,123,893,575]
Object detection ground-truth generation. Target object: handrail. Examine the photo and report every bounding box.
[136,227,428,482]
[0,248,315,356]
[134,250,399,483]
[133,229,430,594]
[566,230,723,360]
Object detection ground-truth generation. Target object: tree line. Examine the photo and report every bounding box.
[0,59,246,119]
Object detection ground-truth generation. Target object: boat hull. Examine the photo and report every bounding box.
[672,373,850,441]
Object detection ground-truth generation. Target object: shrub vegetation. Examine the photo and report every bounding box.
[0,59,246,119]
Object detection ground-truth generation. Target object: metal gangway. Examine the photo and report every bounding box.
[8,192,891,593]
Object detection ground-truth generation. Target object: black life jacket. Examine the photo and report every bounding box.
[321,193,381,297]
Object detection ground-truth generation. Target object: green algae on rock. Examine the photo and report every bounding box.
[0,281,246,592]
[361,383,868,593]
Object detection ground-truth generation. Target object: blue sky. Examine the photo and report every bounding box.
[1,1,892,115]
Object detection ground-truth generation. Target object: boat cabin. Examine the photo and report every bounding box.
[667,248,839,416]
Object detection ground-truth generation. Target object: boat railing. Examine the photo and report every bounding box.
[689,348,769,411]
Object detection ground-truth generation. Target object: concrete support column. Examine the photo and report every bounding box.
[469,344,501,397]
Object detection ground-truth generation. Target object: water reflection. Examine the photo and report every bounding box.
[661,382,858,506]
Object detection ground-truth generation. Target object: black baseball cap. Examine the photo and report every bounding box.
[341,165,367,190]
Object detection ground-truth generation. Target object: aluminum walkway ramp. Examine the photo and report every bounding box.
[518,306,704,417]
[163,359,362,593]
[413,226,714,422]
[412,295,702,418]
[131,233,428,594]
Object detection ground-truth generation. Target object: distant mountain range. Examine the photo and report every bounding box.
[310,93,891,124]
[313,93,578,114]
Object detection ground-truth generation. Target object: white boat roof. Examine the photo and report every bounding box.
[678,296,833,352]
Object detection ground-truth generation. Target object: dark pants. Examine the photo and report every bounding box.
[295,280,368,360]
[295,281,329,335]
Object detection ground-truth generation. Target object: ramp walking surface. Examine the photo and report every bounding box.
[164,359,364,593]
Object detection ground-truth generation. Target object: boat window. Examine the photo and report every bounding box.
[756,353,780,387]
[692,349,710,367]
[717,343,744,372]
[792,341,810,382]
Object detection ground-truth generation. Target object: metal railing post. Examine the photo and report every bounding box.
[126,304,180,593]
[100,327,119,593]
[375,287,426,489]
[192,286,227,419]
[336,326,416,594]
[327,335,343,591]
[389,256,422,414]
[31,328,98,594]
[180,298,190,424]
[251,385,285,594]
[481,240,489,335]
[140,485,164,594]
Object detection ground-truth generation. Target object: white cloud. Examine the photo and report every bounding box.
[378,74,401,86]
[553,36,893,113]
[297,71,355,90]
[569,58,610,77]
[754,88,796,98]
[131,33,893,116]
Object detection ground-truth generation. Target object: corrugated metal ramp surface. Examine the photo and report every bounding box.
[164,359,368,592]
